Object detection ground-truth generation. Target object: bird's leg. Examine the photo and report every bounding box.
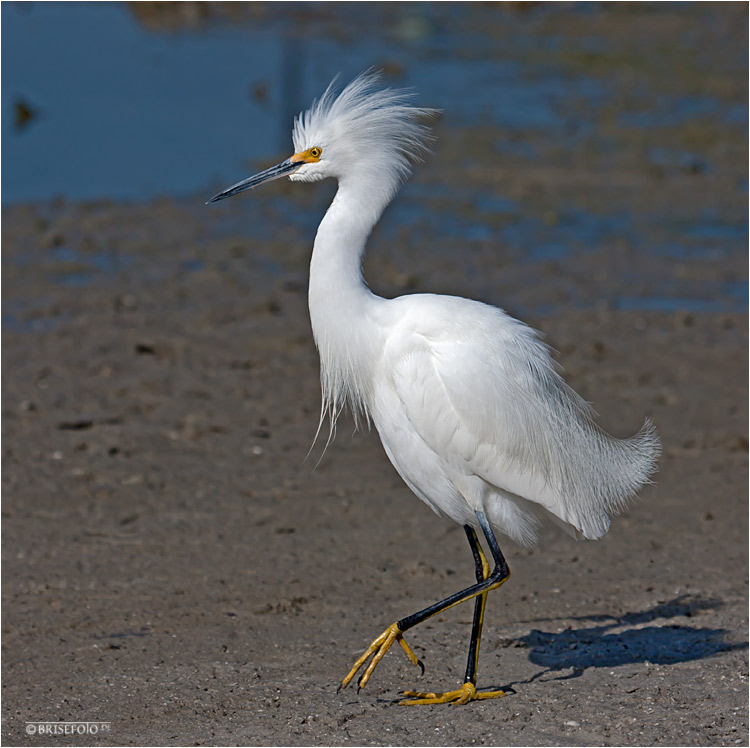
[340,511,510,703]
[465,525,492,686]
[400,519,508,705]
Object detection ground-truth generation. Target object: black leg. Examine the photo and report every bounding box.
[396,511,510,633]
[463,525,490,685]
[340,510,511,698]
[477,510,510,578]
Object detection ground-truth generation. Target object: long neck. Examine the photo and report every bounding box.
[308,174,395,424]
[308,175,393,312]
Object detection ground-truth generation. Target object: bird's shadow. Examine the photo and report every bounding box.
[497,594,747,687]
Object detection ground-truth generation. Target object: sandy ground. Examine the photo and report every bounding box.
[2,190,747,746]
[2,5,748,746]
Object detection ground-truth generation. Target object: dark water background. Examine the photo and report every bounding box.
[2,2,747,314]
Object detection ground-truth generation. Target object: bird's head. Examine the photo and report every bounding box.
[208,71,437,204]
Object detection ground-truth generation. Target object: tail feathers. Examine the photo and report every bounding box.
[603,418,660,511]
[571,418,660,540]
[493,418,660,546]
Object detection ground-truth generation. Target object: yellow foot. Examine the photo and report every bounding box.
[400,682,506,706]
[339,622,423,692]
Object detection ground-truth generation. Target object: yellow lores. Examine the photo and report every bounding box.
[291,146,322,163]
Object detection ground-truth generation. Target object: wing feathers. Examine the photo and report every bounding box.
[384,296,659,540]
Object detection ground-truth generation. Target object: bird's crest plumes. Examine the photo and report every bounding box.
[293,71,437,189]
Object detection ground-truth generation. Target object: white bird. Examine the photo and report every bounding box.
[208,72,659,705]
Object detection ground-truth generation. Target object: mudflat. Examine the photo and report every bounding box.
[3,200,747,746]
[2,4,747,746]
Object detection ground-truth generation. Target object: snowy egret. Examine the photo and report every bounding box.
[208,72,659,705]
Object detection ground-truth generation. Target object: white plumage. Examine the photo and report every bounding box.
[209,71,660,703]
[290,73,659,547]
[371,294,658,545]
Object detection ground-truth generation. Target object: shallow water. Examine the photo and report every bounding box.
[2,2,747,314]
[2,2,611,204]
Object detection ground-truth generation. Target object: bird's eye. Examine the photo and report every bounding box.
[309,147,322,159]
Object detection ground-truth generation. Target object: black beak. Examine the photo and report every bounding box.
[206,157,300,204]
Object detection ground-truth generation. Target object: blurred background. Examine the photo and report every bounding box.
[2,1,747,318]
